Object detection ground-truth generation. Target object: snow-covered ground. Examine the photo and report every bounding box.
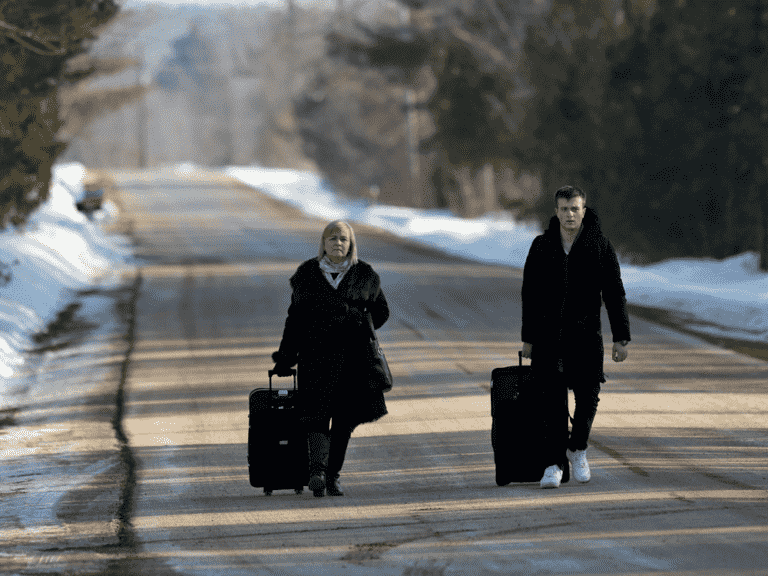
[226,166,768,345]
[0,164,134,408]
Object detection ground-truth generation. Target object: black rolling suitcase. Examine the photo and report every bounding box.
[248,369,308,495]
[491,352,570,485]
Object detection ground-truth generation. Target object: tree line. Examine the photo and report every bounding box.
[317,0,768,269]
[3,1,767,270]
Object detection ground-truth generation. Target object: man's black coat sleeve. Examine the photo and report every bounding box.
[600,238,631,343]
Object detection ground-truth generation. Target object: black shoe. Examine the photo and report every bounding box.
[326,476,344,496]
[309,472,326,497]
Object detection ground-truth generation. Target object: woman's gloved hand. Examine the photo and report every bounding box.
[271,351,296,376]
[272,363,294,377]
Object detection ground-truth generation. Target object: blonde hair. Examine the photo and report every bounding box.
[318,220,358,264]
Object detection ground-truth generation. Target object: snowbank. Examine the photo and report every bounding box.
[0,164,134,402]
[227,166,768,344]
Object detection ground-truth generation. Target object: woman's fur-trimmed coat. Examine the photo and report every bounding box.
[521,207,631,383]
[272,258,389,427]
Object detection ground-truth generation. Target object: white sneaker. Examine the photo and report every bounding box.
[540,465,563,489]
[567,448,591,483]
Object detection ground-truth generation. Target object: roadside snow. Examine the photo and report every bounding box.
[2,161,764,408]
[226,166,768,344]
[0,163,134,407]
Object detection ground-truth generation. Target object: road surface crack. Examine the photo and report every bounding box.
[112,272,142,549]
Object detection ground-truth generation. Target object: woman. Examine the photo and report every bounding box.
[272,220,389,497]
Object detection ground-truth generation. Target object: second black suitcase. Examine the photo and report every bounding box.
[248,369,308,495]
[491,352,570,486]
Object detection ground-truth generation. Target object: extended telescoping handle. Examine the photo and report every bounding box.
[268,368,297,392]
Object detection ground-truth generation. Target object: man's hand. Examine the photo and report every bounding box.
[612,341,628,362]
[522,342,533,359]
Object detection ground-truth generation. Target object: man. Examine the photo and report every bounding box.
[521,185,630,489]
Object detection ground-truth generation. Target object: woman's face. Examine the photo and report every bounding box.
[324,229,351,263]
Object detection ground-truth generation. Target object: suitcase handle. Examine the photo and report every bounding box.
[517,350,534,366]
[268,368,297,392]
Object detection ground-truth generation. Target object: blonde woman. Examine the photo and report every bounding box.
[272,221,390,497]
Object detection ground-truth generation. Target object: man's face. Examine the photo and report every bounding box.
[556,196,586,233]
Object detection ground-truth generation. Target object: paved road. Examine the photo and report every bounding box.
[110,167,767,575]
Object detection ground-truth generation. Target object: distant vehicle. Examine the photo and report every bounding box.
[76,183,104,218]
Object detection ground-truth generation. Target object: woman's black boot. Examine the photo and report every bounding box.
[308,471,326,497]
[325,474,344,496]
[325,422,354,497]
[307,432,330,497]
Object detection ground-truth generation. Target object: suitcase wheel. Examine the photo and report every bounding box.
[263,488,273,496]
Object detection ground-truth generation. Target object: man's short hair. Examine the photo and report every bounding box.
[554,185,586,206]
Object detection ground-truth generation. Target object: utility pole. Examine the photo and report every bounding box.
[287,0,296,42]
[135,45,148,169]
[400,6,421,208]
[482,163,496,214]
[220,13,237,165]
[286,0,296,93]
[404,89,420,201]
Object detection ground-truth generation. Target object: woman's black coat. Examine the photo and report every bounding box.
[521,208,631,383]
[272,258,389,428]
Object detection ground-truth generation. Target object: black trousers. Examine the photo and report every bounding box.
[305,416,357,478]
[552,357,602,451]
[541,370,601,467]
[567,379,601,451]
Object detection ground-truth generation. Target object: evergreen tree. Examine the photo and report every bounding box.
[521,0,768,267]
[515,0,631,226]
[721,0,768,269]
[600,0,768,263]
[0,0,119,229]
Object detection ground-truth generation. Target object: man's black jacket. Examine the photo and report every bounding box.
[521,207,631,383]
